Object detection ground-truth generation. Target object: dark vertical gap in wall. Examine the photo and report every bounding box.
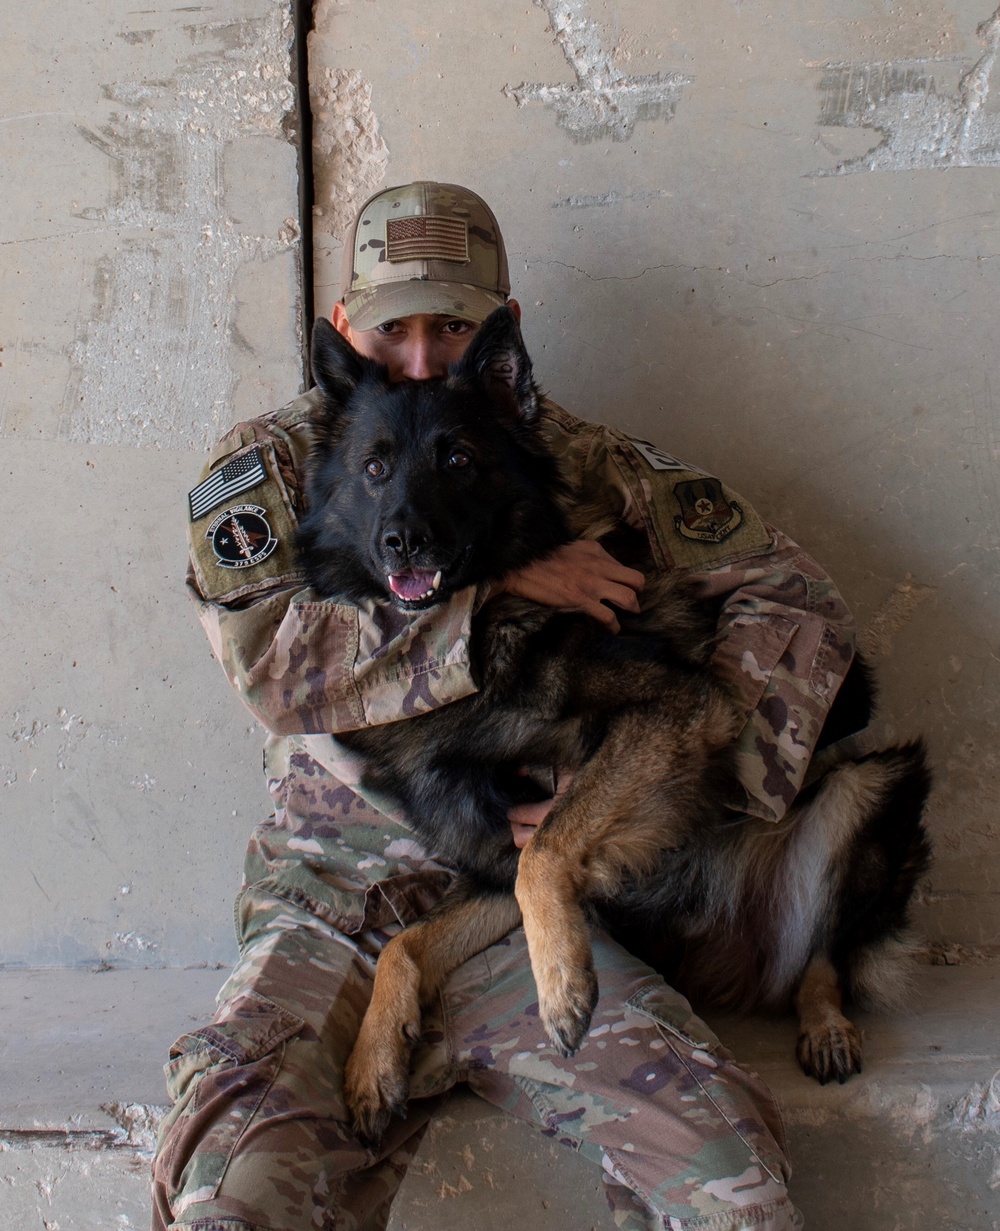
[291,0,316,389]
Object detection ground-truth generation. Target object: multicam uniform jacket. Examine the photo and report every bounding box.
[187,392,856,931]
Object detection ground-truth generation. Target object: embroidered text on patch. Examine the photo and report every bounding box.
[189,447,267,521]
[386,216,470,264]
[207,504,278,569]
[672,478,743,544]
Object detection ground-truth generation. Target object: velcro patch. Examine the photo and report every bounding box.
[188,442,300,603]
[205,504,278,569]
[672,477,743,544]
[630,439,705,473]
[386,215,469,263]
[613,438,774,572]
[189,446,267,520]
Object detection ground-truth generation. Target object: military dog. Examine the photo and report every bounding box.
[297,307,932,1145]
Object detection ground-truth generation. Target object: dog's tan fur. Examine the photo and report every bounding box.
[345,683,740,1144]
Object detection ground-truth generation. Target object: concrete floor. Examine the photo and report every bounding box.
[1,964,997,1230]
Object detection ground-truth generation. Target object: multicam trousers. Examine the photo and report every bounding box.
[151,886,802,1231]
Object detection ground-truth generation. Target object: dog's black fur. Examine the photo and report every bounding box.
[298,310,737,893]
[298,307,932,1089]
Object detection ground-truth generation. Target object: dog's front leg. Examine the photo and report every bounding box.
[344,881,522,1146]
[516,694,738,1056]
[794,955,863,1084]
[515,849,597,1056]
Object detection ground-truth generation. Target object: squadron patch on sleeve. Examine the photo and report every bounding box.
[611,434,775,571]
[206,504,278,569]
[188,440,301,602]
[672,477,744,544]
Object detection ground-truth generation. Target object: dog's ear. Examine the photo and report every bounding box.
[310,317,374,406]
[455,306,539,425]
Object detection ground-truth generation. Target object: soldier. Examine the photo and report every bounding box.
[153,181,856,1230]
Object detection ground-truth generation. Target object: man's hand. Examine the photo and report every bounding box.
[509,769,576,849]
[500,540,645,633]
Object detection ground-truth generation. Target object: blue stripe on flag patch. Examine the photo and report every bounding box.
[189,447,267,521]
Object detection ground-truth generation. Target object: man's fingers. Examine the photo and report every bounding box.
[603,582,642,613]
[585,601,621,633]
[605,560,646,593]
[499,539,646,624]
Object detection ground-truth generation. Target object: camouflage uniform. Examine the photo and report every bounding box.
[152,387,856,1229]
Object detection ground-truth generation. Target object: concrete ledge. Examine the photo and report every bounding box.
[1,966,997,1230]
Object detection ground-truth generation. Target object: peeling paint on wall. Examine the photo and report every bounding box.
[553,188,672,208]
[814,6,1000,175]
[504,0,692,142]
[64,8,297,450]
[309,66,389,242]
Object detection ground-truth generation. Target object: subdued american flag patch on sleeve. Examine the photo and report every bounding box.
[189,446,267,521]
[386,215,469,264]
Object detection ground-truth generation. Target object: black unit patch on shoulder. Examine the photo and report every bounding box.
[189,446,267,521]
[672,477,744,544]
[206,504,278,569]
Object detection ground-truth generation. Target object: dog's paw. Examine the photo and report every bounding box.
[796,1019,863,1085]
[539,964,599,1057]
[344,1021,417,1148]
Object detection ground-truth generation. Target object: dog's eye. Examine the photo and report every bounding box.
[365,459,385,478]
[446,450,471,470]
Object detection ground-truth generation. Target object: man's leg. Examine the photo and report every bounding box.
[438,927,801,1231]
[150,892,450,1231]
[153,897,798,1230]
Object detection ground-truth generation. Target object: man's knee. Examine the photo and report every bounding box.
[152,926,374,1227]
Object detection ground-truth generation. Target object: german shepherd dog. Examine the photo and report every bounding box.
[298,307,932,1145]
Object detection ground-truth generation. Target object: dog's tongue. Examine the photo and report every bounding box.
[388,569,442,602]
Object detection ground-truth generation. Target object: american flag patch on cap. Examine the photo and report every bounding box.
[386,215,469,264]
[189,446,267,521]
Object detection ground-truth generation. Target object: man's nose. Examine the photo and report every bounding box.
[398,337,444,381]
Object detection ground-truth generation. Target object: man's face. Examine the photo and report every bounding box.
[331,301,520,383]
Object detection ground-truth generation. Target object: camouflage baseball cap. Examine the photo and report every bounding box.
[340,181,511,330]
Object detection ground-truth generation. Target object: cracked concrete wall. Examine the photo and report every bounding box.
[4,0,998,972]
[311,0,1000,949]
[1,0,302,966]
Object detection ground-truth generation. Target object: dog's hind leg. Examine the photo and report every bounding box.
[344,881,521,1146]
[786,744,930,1083]
[794,955,863,1084]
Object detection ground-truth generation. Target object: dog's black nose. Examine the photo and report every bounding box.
[382,527,429,555]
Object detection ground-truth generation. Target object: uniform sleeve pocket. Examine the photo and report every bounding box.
[710,613,799,720]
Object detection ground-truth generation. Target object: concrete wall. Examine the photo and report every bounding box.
[1,0,302,968]
[311,0,1000,952]
[2,0,997,971]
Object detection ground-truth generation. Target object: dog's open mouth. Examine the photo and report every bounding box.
[388,568,443,606]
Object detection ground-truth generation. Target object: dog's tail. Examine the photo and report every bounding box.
[832,741,933,1009]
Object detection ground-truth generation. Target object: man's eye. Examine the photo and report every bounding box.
[365,459,386,477]
[446,450,471,469]
[442,320,474,335]
[376,321,401,335]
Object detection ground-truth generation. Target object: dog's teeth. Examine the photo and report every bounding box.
[432,571,442,591]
